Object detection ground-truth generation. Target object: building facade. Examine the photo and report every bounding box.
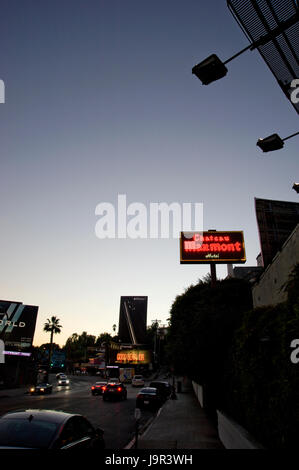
[252,224,299,308]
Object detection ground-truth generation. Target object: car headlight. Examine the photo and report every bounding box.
[40,388,45,392]
[30,388,35,392]
[66,380,69,384]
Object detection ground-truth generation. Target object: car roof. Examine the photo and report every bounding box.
[150,381,170,385]
[0,410,78,424]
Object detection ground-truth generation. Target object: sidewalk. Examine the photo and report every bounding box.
[137,388,224,449]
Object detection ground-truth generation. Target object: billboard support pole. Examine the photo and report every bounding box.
[210,263,217,288]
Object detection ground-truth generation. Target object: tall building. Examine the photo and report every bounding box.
[255,198,299,268]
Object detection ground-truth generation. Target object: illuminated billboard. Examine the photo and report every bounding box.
[180,231,246,264]
[118,296,147,345]
[0,300,38,351]
[116,349,151,365]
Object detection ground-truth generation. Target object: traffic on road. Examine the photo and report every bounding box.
[0,373,171,449]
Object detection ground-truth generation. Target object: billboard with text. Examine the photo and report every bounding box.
[118,296,147,345]
[180,231,246,264]
[0,300,38,351]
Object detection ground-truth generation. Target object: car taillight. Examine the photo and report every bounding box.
[91,386,95,390]
[102,386,106,391]
[117,387,122,392]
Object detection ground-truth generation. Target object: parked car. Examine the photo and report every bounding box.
[0,409,105,449]
[149,381,171,400]
[29,383,53,395]
[91,382,107,396]
[132,375,145,387]
[102,383,127,401]
[136,387,163,410]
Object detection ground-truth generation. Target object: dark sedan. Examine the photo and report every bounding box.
[102,383,127,401]
[29,383,53,395]
[136,387,163,410]
[91,382,107,396]
[149,381,171,400]
[0,410,105,449]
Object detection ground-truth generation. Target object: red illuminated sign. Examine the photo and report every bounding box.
[180,231,246,264]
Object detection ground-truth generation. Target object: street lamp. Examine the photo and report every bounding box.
[192,44,253,85]
[293,183,299,193]
[256,131,299,152]
[192,54,228,85]
[193,10,299,86]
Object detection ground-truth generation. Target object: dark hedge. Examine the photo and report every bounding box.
[166,265,299,448]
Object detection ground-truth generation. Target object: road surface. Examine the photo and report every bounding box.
[0,374,156,449]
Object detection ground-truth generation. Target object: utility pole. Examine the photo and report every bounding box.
[151,320,161,368]
[208,230,217,288]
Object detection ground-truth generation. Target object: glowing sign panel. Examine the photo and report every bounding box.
[180,231,246,264]
[116,349,150,364]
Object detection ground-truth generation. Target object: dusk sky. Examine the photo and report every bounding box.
[0,1,298,347]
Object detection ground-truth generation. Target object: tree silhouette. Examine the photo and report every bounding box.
[43,316,62,377]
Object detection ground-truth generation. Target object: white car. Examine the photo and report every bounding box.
[57,374,69,386]
[132,375,145,387]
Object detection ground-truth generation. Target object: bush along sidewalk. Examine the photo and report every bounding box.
[166,264,299,449]
[224,270,299,448]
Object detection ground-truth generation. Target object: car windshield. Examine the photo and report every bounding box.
[141,388,156,394]
[0,418,58,449]
[150,382,168,388]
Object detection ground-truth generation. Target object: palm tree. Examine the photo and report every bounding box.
[43,316,62,377]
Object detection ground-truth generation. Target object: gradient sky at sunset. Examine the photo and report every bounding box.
[0,1,298,346]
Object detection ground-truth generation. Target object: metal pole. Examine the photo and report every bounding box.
[283,131,299,142]
[224,43,253,65]
[210,263,217,288]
